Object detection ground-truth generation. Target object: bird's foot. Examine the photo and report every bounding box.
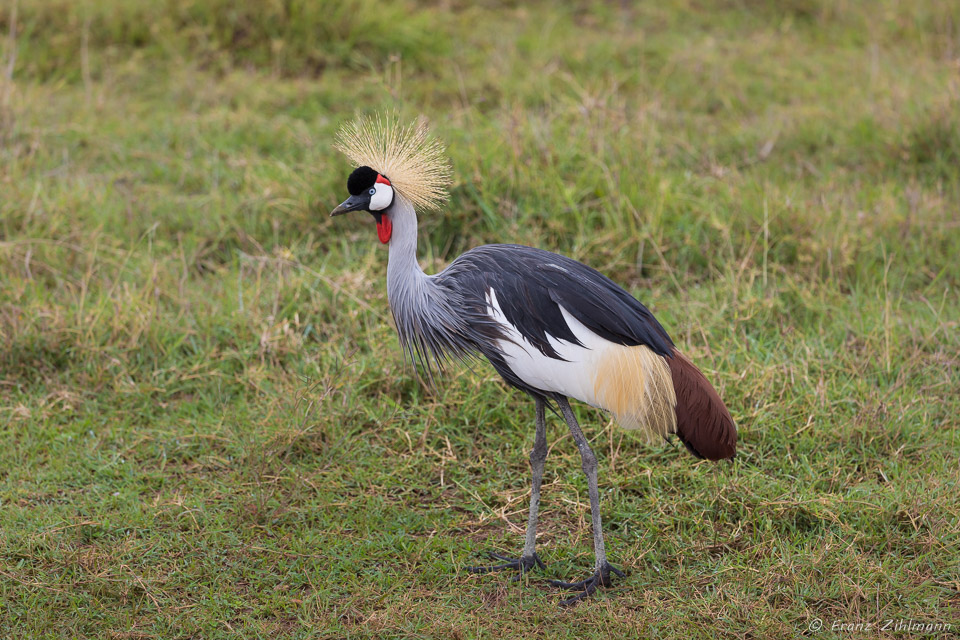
[466,551,546,576]
[548,563,625,606]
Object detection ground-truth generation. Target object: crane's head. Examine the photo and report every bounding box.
[331,165,396,244]
[331,114,452,245]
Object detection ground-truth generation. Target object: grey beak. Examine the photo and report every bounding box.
[330,194,369,217]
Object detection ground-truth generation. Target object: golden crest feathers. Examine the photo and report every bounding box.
[335,113,452,211]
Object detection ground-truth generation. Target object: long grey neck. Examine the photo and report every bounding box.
[385,195,431,305]
[382,195,498,372]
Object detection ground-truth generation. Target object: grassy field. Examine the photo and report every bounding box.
[1,0,959,637]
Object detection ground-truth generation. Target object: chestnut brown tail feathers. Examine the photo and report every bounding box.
[666,350,737,460]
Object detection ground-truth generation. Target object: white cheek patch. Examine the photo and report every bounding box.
[369,183,394,211]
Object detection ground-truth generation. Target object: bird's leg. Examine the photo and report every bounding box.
[466,398,548,576]
[550,397,624,605]
[521,398,548,563]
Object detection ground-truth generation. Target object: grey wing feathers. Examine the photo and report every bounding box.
[439,244,675,359]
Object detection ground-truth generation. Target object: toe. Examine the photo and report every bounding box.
[467,551,546,574]
[486,552,516,562]
[558,580,599,606]
[466,562,516,573]
[548,576,592,590]
[548,564,624,602]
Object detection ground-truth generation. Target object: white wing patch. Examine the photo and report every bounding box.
[485,288,601,406]
[485,288,677,435]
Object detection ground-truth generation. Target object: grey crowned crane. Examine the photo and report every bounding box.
[330,116,737,605]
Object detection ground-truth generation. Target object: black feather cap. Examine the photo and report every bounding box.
[347,166,379,196]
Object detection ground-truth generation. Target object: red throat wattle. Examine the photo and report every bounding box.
[376,215,392,244]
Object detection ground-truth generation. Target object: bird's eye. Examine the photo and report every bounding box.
[369,188,376,195]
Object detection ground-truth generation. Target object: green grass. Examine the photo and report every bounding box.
[1,0,959,637]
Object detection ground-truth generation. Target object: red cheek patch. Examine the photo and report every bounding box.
[376,215,392,244]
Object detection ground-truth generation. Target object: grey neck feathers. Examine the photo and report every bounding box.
[385,196,427,302]
[384,196,474,372]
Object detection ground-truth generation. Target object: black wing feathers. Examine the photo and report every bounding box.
[440,244,674,358]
